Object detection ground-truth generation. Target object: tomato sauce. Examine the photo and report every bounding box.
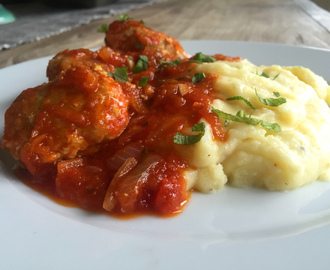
[3,19,242,218]
[19,59,222,217]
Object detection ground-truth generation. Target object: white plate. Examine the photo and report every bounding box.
[1,41,330,270]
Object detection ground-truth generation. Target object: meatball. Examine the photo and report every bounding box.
[105,19,189,61]
[2,65,129,175]
[47,47,129,81]
[1,85,47,161]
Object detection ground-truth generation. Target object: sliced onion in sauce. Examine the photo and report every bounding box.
[106,143,144,170]
[103,154,162,213]
[103,157,138,211]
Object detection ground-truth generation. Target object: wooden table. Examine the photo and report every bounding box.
[1,0,330,69]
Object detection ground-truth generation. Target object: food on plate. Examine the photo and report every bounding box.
[3,64,129,176]
[188,61,330,192]
[2,15,330,217]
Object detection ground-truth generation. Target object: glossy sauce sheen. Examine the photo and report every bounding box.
[28,62,222,217]
[3,20,241,218]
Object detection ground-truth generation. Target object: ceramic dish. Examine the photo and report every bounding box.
[1,41,330,270]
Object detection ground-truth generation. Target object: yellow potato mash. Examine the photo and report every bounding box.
[183,59,330,192]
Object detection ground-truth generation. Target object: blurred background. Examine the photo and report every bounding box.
[0,0,329,51]
[0,0,156,50]
[314,0,330,11]
[1,0,140,9]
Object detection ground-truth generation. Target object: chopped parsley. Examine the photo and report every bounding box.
[174,122,206,145]
[132,55,148,74]
[255,89,286,107]
[107,67,128,82]
[192,73,206,83]
[189,52,216,64]
[97,24,109,33]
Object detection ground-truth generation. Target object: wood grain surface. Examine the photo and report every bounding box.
[0,0,330,68]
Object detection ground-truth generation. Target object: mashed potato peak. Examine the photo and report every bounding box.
[183,59,330,192]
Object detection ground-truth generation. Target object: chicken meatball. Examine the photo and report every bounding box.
[2,65,129,175]
[47,47,130,81]
[105,19,189,61]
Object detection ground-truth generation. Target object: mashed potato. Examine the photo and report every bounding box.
[181,59,330,192]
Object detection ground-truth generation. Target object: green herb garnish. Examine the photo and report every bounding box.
[273,92,280,97]
[192,73,206,83]
[273,73,280,80]
[211,107,281,133]
[158,59,181,69]
[132,55,148,73]
[107,67,128,82]
[139,76,150,86]
[189,52,216,64]
[97,24,108,33]
[226,96,255,110]
[255,89,286,107]
[260,72,270,78]
[134,42,145,49]
[260,121,281,133]
[174,122,206,145]
[117,14,132,22]
[257,71,280,80]
[148,45,158,49]
[212,108,261,126]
